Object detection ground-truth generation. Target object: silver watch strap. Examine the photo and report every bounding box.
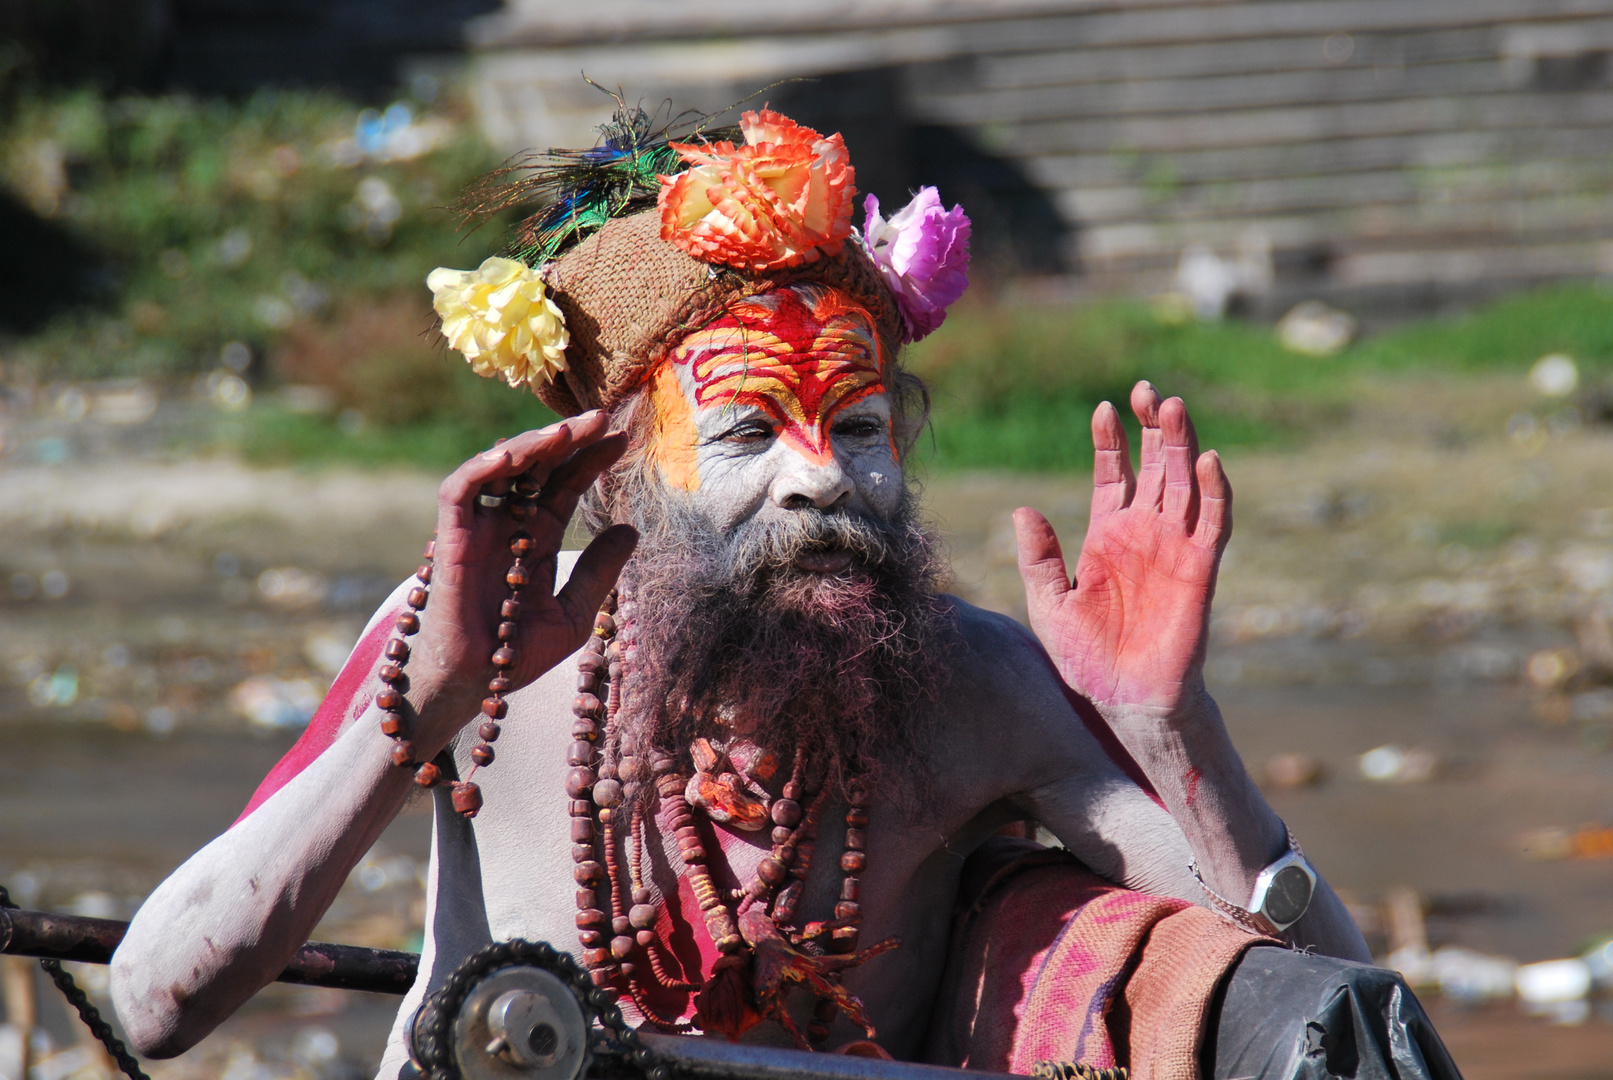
[1188,825,1304,935]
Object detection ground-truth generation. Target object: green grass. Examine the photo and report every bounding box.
[905,283,1613,472]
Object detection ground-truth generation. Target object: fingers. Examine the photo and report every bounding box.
[436,411,608,528]
[1191,450,1233,552]
[1013,507,1073,613]
[526,433,630,551]
[555,524,639,635]
[1130,381,1167,510]
[1090,401,1135,519]
[1159,396,1201,528]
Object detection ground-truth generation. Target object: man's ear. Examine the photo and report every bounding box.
[889,370,932,460]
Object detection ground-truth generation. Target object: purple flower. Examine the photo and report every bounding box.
[861,187,971,343]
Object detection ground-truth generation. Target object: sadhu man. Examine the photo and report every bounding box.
[111,106,1458,1079]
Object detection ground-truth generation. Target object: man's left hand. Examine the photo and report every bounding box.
[1013,381,1231,721]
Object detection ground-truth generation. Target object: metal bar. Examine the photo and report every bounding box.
[635,1033,1020,1080]
[0,907,418,995]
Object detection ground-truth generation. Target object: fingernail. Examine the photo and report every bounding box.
[480,447,508,461]
[538,421,564,435]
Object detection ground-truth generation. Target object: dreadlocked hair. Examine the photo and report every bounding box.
[455,83,738,266]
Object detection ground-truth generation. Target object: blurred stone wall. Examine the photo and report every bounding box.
[464,0,1613,312]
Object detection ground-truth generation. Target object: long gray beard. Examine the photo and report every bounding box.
[614,481,956,812]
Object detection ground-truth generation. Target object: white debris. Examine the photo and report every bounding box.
[1359,744,1438,783]
[231,676,323,729]
[1277,301,1358,357]
[1530,353,1579,397]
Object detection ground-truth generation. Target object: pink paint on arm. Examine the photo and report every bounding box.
[1183,766,1203,808]
[1036,651,1165,811]
[232,612,396,824]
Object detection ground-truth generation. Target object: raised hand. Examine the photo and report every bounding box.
[406,411,637,748]
[1013,382,1231,718]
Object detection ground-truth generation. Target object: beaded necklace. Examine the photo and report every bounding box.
[568,595,889,1047]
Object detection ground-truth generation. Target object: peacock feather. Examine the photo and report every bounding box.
[457,83,736,266]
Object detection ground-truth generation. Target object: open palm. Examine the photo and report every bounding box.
[1014,383,1232,716]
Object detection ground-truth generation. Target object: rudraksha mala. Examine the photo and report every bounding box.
[571,597,880,1044]
[373,520,538,820]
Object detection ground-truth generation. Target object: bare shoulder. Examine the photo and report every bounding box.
[938,593,1062,691]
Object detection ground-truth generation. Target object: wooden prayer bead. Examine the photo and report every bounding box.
[379,664,407,686]
[384,639,409,662]
[629,903,657,929]
[757,857,787,886]
[451,782,482,817]
[771,798,802,827]
[618,756,645,782]
[576,908,608,929]
[594,612,616,635]
[509,531,535,557]
[772,826,793,845]
[489,675,513,694]
[612,936,635,959]
[481,697,507,719]
[572,719,599,741]
[783,780,804,801]
[636,929,656,948]
[577,652,606,674]
[500,598,521,620]
[379,714,403,736]
[471,744,495,767]
[389,741,415,767]
[569,799,591,817]
[848,786,870,808]
[571,818,595,843]
[505,564,529,587]
[416,564,433,585]
[593,779,624,807]
[565,767,596,798]
[576,888,596,909]
[574,861,604,884]
[422,540,435,560]
[376,687,403,711]
[840,851,867,873]
[414,762,439,786]
[573,844,594,863]
[491,646,515,668]
[589,968,617,988]
[597,762,618,781]
[497,621,519,641]
[407,587,428,610]
[395,611,419,635]
[567,741,594,766]
[576,673,598,694]
[840,878,860,901]
[844,828,866,851]
[835,901,861,922]
[573,693,603,717]
[479,721,501,742]
[845,806,870,828]
[579,930,604,948]
[584,948,611,967]
[633,887,652,905]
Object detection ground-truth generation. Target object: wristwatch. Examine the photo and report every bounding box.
[1189,826,1317,935]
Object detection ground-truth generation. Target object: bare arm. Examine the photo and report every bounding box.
[1012,383,1369,962]
[110,414,637,1055]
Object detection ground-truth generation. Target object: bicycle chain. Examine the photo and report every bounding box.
[0,885,151,1080]
[409,938,670,1080]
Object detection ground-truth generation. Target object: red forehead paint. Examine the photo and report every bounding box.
[670,284,886,465]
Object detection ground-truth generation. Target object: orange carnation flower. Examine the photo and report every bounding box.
[657,110,855,272]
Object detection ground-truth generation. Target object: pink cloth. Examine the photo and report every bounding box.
[926,841,1268,1080]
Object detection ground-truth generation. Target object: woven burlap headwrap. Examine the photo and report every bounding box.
[536,210,905,417]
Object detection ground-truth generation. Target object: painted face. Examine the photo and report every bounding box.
[646,283,904,530]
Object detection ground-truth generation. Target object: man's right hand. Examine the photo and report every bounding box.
[406,410,638,751]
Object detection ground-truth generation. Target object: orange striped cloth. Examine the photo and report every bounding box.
[924,839,1270,1080]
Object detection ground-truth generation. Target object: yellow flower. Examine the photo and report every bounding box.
[427,257,569,390]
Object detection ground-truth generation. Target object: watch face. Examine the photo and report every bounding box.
[1263,864,1314,927]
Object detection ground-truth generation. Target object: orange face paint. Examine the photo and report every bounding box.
[647,284,887,490]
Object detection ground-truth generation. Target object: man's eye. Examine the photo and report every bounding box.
[722,421,774,444]
[835,417,886,438]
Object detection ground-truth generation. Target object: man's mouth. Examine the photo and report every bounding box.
[792,548,854,574]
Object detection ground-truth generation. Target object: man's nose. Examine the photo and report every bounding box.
[770,453,853,511]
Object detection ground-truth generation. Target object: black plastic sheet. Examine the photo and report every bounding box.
[1206,946,1464,1080]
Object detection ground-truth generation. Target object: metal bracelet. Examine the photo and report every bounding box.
[1187,825,1304,935]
